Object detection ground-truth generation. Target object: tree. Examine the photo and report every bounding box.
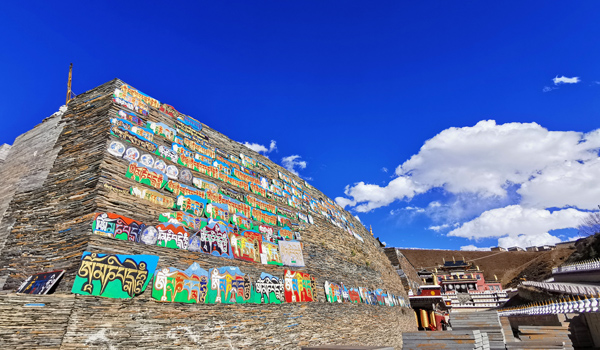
[578,210,600,237]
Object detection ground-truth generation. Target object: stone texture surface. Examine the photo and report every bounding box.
[0,79,417,349]
[0,113,65,260]
[0,144,10,164]
[0,293,414,350]
[384,248,421,293]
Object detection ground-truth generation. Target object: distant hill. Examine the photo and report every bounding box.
[398,248,575,287]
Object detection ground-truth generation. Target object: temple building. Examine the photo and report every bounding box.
[408,283,451,331]
[436,258,508,310]
[408,257,509,329]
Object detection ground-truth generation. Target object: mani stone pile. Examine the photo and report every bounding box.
[0,79,417,349]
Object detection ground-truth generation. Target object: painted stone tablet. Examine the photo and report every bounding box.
[197,221,233,258]
[165,165,179,180]
[230,230,262,263]
[154,159,167,172]
[284,270,316,303]
[107,140,126,157]
[180,169,193,184]
[16,270,65,294]
[207,266,253,304]
[140,226,159,245]
[156,222,190,250]
[152,262,209,304]
[92,212,145,242]
[139,153,155,168]
[279,241,305,267]
[71,251,158,299]
[123,147,140,162]
[255,273,285,304]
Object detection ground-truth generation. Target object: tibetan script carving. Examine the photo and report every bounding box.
[92,212,145,242]
[230,230,262,263]
[159,211,207,231]
[198,221,233,258]
[255,273,285,304]
[279,241,305,267]
[262,240,282,266]
[130,186,175,209]
[156,223,190,250]
[126,161,168,190]
[284,269,316,303]
[207,267,252,304]
[152,262,209,304]
[71,251,158,299]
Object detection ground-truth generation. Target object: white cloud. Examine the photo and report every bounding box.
[342,176,425,213]
[241,140,277,155]
[498,233,561,249]
[405,206,425,213]
[460,245,492,251]
[335,196,356,208]
[354,215,361,223]
[281,155,307,177]
[543,86,558,92]
[518,155,600,210]
[429,224,450,232]
[553,76,580,85]
[382,167,388,173]
[448,205,587,249]
[338,120,600,213]
[428,222,460,232]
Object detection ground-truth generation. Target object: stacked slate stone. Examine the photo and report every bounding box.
[450,311,506,350]
[402,330,489,350]
[505,326,574,349]
[0,79,417,349]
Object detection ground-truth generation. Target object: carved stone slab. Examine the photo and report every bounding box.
[279,241,305,267]
[152,262,209,304]
[284,270,316,302]
[207,266,252,304]
[71,251,158,299]
[16,270,65,294]
[156,223,190,250]
[92,212,145,242]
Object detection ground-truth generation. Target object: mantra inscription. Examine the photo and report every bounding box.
[72,252,159,299]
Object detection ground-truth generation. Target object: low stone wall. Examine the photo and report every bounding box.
[0,293,75,349]
[0,292,413,349]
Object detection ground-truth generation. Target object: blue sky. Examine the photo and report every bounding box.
[2,1,600,250]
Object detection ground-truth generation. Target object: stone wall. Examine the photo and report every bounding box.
[0,112,65,261]
[384,248,421,293]
[0,79,122,290]
[0,144,10,165]
[0,79,417,348]
[0,292,414,349]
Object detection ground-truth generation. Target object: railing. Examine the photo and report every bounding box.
[498,296,599,316]
[522,281,600,296]
[553,259,600,274]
